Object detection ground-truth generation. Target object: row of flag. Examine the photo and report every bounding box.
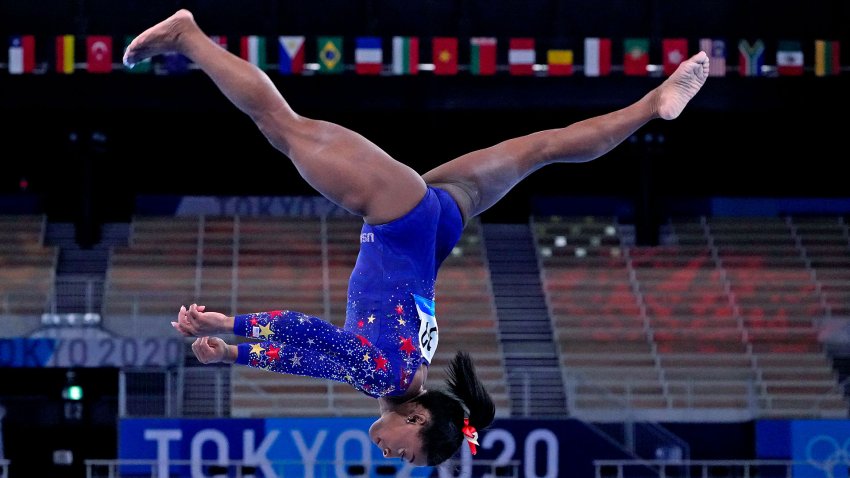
[6,34,842,77]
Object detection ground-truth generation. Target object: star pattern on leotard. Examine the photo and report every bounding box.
[258,323,273,339]
[289,353,302,366]
[374,355,388,371]
[399,336,416,356]
[233,255,443,398]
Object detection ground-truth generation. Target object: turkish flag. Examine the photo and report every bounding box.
[86,35,113,73]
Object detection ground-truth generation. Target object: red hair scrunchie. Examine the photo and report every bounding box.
[462,418,479,455]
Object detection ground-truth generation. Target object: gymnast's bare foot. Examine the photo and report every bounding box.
[655,51,709,120]
[123,9,197,67]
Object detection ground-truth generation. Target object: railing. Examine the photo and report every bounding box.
[50,276,104,313]
[180,366,231,417]
[0,289,51,316]
[811,376,850,416]
[563,372,691,468]
[594,459,820,478]
[105,214,346,320]
[119,366,234,419]
[84,458,522,478]
[119,368,181,418]
[506,366,565,417]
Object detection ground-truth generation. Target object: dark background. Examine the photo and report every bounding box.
[0,2,846,475]
[1,0,848,226]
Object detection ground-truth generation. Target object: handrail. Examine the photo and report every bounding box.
[85,458,522,478]
[194,215,204,302]
[320,214,332,322]
[811,375,850,415]
[594,459,816,478]
[231,215,240,316]
[562,370,691,466]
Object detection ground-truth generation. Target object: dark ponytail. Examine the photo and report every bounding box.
[412,350,496,466]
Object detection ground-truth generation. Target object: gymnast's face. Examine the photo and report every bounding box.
[369,408,430,466]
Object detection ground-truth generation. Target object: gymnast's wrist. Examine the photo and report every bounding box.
[223,344,237,364]
[222,315,236,333]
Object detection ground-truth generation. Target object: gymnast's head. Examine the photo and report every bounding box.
[368,350,495,466]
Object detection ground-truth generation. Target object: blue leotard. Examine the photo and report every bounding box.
[232,186,464,398]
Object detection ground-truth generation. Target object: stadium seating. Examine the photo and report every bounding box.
[113,215,512,417]
[0,214,58,335]
[534,214,848,420]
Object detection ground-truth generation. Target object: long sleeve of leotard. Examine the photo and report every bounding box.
[231,310,401,398]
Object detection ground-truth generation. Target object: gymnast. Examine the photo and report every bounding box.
[124,8,709,467]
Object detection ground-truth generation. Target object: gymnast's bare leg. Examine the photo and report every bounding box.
[422,51,710,221]
[124,9,426,225]
[125,10,708,226]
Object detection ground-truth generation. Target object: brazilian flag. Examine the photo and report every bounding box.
[317,36,343,74]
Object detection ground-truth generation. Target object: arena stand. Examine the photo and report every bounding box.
[533,214,849,422]
[100,213,511,418]
[0,214,58,335]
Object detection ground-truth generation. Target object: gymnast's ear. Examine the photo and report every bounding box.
[408,413,427,425]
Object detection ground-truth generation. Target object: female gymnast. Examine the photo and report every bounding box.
[124,8,709,467]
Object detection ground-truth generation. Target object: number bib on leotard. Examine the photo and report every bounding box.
[413,294,439,364]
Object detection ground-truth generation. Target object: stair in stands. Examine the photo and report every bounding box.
[45,222,130,314]
[482,223,567,417]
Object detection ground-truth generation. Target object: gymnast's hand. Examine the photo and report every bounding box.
[172,303,232,336]
[191,336,231,364]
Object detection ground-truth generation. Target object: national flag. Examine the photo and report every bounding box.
[662,38,687,76]
[318,36,343,74]
[391,36,419,75]
[470,37,496,75]
[55,35,75,74]
[583,37,611,76]
[432,37,457,75]
[699,38,727,77]
[240,35,267,69]
[355,36,383,75]
[123,36,151,73]
[547,49,573,76]
[738,39,765,77]
[814,40,840,77]
[86,35,112,73]
[278,36,305,75]
[8,35,35,74]
[209,35,228,50]
[776,40,803,76]
[508,38,535,75]
[623,38,649,76]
